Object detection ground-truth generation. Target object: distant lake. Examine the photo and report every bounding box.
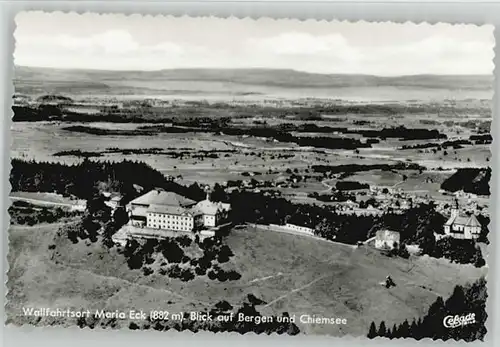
[75,83,494,103]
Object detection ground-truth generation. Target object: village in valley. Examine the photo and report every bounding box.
[6,14,492,341]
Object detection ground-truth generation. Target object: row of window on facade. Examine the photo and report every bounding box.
[150,218,193,225]
[149,223,192,231]
[150,213,191,221]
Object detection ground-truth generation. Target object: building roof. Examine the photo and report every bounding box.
[220,202,231,211]
[130,206,149,217]
[130,189,196,207]
[195,200,219,215]
[110,195,122,202]
[194,199,231,215]
[146,204,195,216]
[445,214,481,227]
[375,229,401,242]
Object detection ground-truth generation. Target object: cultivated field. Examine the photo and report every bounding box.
[10,119,491,196]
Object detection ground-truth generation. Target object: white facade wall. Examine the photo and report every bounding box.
[203,214,217,227]
[445,224,481,240]
[470,226,481,238]
[375,239,398,250]
[147,212,194,232]
[70,204,87,212]
[284,223,314,235]
[200,230,216,238]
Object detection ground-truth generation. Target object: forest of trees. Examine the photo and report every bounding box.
[12,105,63,121]
[14,96,450,142]
[10,158,207,202]
[335,181,370,191]
[65,124,372,151]
[307,190,356,202]
[469,134,492,144]
[367,277,487,341]
[440,168,491,196]
[399,139,472,150]
[434,238,485,268]
[311,162,425,175]
[14,96,472,123]
[65,122,447,146]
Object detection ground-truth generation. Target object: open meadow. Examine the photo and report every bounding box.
[7,221,486,335]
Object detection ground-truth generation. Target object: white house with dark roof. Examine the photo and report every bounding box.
[126,188,198,229]
[444,199,481,240]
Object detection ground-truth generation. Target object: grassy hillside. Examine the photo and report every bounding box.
[7,222,485,336]
[14,66,493,96]
[6,221,189,327]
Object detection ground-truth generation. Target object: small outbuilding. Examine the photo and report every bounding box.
[375,229,401,250]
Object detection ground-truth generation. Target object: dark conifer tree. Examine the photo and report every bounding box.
[377,321,387,337]
[391,323,397,339]
[410,318,418,339]
[386,327,392,339]
[367,322,377,339]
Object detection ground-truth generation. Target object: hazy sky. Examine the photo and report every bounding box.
[14,11,495,76]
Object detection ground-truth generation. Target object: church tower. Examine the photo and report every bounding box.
[450,198,460,218]
[204,185,211,201]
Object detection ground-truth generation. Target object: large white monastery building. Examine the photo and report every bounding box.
[126,188,231,232]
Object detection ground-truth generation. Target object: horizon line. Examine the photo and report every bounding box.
[14,64,494,78]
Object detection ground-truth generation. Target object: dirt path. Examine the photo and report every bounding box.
[56,261,212,306]
[320,179,334,193]
[262,274,330,308]
[9,196,76,208]
[247,272,285,284]
[261,248,358,309]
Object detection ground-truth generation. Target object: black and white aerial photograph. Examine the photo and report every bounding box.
[6,12,494,341]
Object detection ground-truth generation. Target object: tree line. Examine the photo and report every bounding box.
[65,124,372,151]
[311,162,426,175]
[10,158,207,202]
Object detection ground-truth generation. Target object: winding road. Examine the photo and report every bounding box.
[9,196,77,208]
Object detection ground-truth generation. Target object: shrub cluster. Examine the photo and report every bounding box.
[9,201,80,225]
[120,236,241,282]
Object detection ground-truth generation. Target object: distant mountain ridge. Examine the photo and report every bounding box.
[14,65,493,91]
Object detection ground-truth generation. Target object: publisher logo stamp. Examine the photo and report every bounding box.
[443,313,476,328]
